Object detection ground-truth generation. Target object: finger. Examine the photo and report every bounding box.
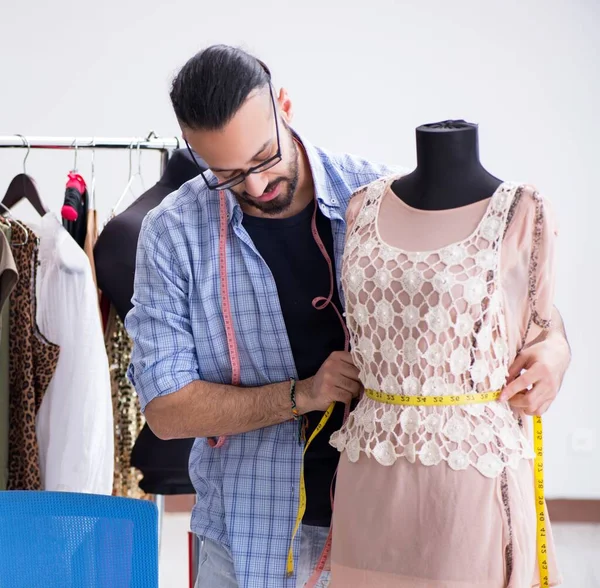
[501,366,542,401]
[336,376,362,397]
[523,386,552,416]
[335,351,360,368]
[507,392,529,409]
[536,400,553,416]
[339,364,361,382]
[331,389,354,405]
[509,385,547,415]
[507,353,529,383]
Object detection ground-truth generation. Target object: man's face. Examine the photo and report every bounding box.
[184,88,299,217]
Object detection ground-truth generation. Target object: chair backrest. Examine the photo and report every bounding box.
[0,491,158,588]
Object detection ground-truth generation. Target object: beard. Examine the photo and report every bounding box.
[233,132,300,216]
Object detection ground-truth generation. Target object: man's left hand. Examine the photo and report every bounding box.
[500,333,571,416]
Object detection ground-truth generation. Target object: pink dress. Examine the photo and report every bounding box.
[329,176,562,588]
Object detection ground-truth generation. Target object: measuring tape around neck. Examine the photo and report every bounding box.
[363,388,549,588]
[206,192,242,449]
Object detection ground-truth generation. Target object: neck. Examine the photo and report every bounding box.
[290,137,315,213]
[416,121,482,180]
[391,120,502,210]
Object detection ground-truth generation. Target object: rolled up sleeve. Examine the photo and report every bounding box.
[125,210,199,411]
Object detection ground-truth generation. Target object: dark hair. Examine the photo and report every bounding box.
[170,45,271,131]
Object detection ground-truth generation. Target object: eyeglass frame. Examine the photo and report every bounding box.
[185,86,282,191]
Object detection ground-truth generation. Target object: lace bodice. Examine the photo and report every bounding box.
[330,177,553,478]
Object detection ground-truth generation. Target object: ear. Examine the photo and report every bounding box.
[277,88,294,124]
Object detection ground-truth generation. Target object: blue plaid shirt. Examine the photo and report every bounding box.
[125,135,398,588]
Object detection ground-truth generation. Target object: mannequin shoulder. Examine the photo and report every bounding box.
[345,184,372,227]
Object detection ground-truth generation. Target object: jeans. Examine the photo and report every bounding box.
[194,525,331,588]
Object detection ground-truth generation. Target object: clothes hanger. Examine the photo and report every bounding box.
[107,139,145,220]
[1,135,49,217]
[90,137,97,210]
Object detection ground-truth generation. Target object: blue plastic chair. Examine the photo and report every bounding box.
[0,491,159,588]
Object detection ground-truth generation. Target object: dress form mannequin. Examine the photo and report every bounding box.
[94,149,201,496]
[391,120,502,210]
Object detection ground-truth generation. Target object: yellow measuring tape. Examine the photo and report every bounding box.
[287,390,549,587]
[287,402,335,577]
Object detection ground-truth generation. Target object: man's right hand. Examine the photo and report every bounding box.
[297,351,362,413]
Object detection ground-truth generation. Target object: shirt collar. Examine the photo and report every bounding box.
[209,130,338,226]
[295,131,339,210]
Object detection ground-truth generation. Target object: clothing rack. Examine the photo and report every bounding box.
[0,133,180,172]
[0,132,177,551]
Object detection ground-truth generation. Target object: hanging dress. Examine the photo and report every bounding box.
[329,176,562,588]
[7,221,60,490]
[0,222,17,490]
[104,302,147,498]
[34,213,113,493]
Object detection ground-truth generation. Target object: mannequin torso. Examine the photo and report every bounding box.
[391,120,502,210]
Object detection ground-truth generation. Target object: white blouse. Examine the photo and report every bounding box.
[34,213,113,494]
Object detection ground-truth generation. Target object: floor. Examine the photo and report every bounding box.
[159,514,600,587]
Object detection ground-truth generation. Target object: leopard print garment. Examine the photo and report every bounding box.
[104,303,146,498]
[7,222,60,490]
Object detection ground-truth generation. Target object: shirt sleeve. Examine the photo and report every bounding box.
[125,209,200,411]
[345,186,369,236]
[501,186,558,354]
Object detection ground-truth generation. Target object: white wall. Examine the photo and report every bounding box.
[1,0,598,498]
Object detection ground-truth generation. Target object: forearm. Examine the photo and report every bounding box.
[549,306,570,354]
[526,306,571,356]
[144,377,313,440]
[525,306,570,353]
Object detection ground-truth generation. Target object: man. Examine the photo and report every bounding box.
[125,45,571,588]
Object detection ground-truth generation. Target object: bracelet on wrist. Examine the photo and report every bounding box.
[290,377,302,420]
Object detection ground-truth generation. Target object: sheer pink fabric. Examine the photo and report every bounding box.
[330,178,561,587]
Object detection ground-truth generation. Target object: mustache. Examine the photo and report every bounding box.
[241,177,287,198]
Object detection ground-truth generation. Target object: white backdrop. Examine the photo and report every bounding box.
[1,0,598,499]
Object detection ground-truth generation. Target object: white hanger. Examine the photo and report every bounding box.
[108,139,145,220]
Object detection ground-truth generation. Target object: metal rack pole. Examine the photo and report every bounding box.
[0,135,180,152]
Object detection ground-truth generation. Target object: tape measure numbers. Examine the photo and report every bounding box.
[533,415,549,587]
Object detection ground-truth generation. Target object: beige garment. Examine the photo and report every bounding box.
[83,208,100,295]
[0,222,17,490]
[0,227,18,325]
[330,177,561,587]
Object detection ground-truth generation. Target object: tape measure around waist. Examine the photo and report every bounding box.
[365,389,502,406]
[290,390,549,588]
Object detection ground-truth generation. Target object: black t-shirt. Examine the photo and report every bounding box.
[242,200,346,527]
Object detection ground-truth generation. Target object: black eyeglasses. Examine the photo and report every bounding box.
[185,87,282,191]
